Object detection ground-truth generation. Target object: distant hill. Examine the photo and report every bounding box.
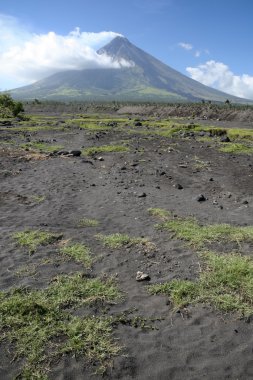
[9,36,252,103]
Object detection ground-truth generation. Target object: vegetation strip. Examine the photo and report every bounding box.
[0,273,121,378]
[148,208,253,316]
[60,242,93,268]
[148,208,253,248]
[13,230,63,254]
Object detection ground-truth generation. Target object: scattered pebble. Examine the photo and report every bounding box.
[196,194,206,202]
[137,192,147,198]
[136,271,150,282]
[220,136,230,143]
[69,150,82,157]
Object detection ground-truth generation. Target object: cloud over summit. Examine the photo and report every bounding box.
[0,15,131,89]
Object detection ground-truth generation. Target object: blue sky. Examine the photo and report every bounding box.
[1,0,253,98]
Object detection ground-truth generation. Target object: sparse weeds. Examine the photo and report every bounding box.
[31,195,45,203]
[60,243,92,268]
[149,251,253,317]
[193,156,210,169]
[219,142,253,154]
[0,273,122,378]
[13,230,62,253]
[77,218,99,227]
[150,208,253,248]
[95,233,154,252]
[21,142,63,153]
[149,207,253,316]
[96,233,142,248]
[148,208,172,221]
[83,144,129,156]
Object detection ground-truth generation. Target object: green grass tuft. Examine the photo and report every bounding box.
[148,208,172,221]
[60,243,92,268]
[149,251,253,316]
[20,142,63,153]
[13,230,62,253]
[83,144,129,156]
[77,218,99,227]
[96,233,156,253]
[0,273,121,378]
[152,209,253,248]
[95,233,145,249]
[219,142,253,154]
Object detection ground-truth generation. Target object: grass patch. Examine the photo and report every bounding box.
[96,233,143,248]
[149,251,253,317]
[13,230,62,254]
[31,195,45,203]
[0,273,121,378]
[20,142,63,153]
[148,208,172,221]
[60,243,92,268]
[227,128,253,140]
[79,123,111,131]
[193,156,210,170]
[77,218,99,227]
[83,144,129,156]
[219,142,253,154]
[150,208,253,248]
[95,233,153,251]
[0,125,64,132]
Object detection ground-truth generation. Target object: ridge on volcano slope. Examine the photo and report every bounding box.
[9,36,252,103]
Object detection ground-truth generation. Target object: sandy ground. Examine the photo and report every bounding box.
[1,109,253,379]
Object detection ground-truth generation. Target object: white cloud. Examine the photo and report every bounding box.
[186,60,253,99]
[178,42,193,51]
[0,14,132,90]
[195,50,201,58]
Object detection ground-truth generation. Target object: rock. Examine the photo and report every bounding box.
[137,192,147,198]
[69,150,82,157]
[178,164,188,168]
[97,156,104,161]
[196,194,206,202]
[136,271,150,281]
[134,121,142,126]
[56,150,69,156]
[243,200,249,205]
[220,136,230,143]
[0,120,12,126]
[175,183,183,190]
[82,159,93,165]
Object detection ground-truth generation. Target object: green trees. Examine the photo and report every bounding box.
[0,93,24,117]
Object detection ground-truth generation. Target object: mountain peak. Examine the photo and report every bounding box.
[10,36,249,103]
[97,36,147,66]
[98,36,131,51]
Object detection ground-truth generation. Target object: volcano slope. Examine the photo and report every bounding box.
[1,108,253,380]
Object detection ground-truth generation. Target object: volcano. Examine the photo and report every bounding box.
[10,36,250,103]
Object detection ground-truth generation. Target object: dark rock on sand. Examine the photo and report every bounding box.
[220,136,231,143]
[196,194,207,202]
[69,150,82,157]
[137,192,147,198]
[56,150,69,156]
[136,271,150,281]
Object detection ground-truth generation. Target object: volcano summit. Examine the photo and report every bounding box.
[10,36,250,103]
